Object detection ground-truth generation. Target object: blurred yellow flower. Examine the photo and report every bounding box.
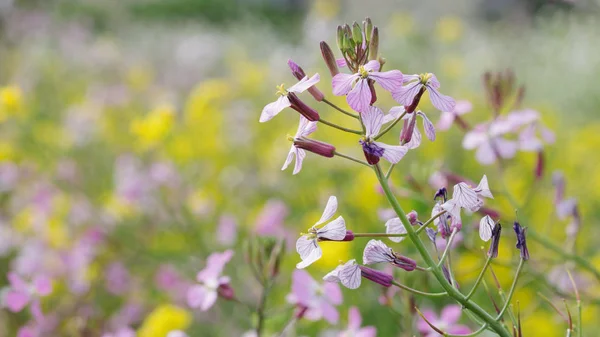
[131,104,175,150]
[0,141,15,161]
[47,217,69,249]
[0,85,23,121]
[435,16,464,43]
[388,12,414,37]
[313,0,340,19]
[314,240,350,270]
[138,304,191,337]
[127,65,154,92]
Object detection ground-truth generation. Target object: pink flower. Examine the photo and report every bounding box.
[338,307,376,337]
[418,305,471,337]
[296,196,347,269]
[255,199,289,236]
[216,214,238,246]
[3,272,52,313]
[438,100,472,131]
[101,327,136,337]
[260,74,321,122]
[393,73,455,112]
[462,122,518,165]
[105,262,130,295]
[332,60,403,112]
[359,106,409,165]
[286,270,342,324]
[282,116,318,175]
[187,250,234,311]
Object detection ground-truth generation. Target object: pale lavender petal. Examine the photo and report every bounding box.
[348,306,362,330]
[29,299,44,322]
[17,327,36,337]
[5,290,30,312]
[217,214,238,246]
[392,82,421,106]
[375,142,408,164]
[448,325,472,335]
[451,183,480,210]
[363,240,393,265]
[437,111,455,131]
[363,60,380,72]
[33,276,52,296]
[197,250,233,283]
[475,141,498,165]
[320,300,340,324]
[292,149,306,175]
[332,73,359,96]
[383,106,405,124]
[479,215,494,242]
[441,199,462,223]
[298,117,318,137]
[289,270,314,304]
[519,124,542,151]
[494,138,518,159]
[418,111,436,141]
[288,74,321,93]
[296,238,322,269]
[384,217,406,243]
[362,106,384,137]
[260,96,291,123]
[474,175,493,199]
[336,58,347,68]
[347,79,372,113]
[317,216,346,240]
[323,282,343,305]
[7,272,27,290]
[402,74,420,84]
[462,129,487,150]
[441,305,463,324]
[281,146,296,172]
[427,85,456,112]
[315,196,338,225]
[338,260,362,289]
[369,70,404,92]
[405,127,422,150]
[454,100,473,115]
[541,126,555,144]
[417,309,438,333]
[187,285,217,311]
[323,265,342,282]
[357,326,377,337]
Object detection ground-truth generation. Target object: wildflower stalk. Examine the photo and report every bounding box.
[437,228,458,267]
[318,118,362,134]
[391,280,447,298]
[418,210,447,234]
[385,163,395,179]
[465,254,493,300]
[322,98,359,119]
[374,110,407,140]
[256,282,273,336]
[333,151,370,167]
[353,232,407,238]
[496,258,525,321]
[373,164,512,337]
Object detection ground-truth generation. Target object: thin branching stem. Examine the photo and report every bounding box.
[333,151,370,167]
[374,110,407,140]
[322,98,359,119]
[466,255,493,300]
[496,259,525,321]
[318,118,362,134]
[391,281,447,297]
[438,228,458,267]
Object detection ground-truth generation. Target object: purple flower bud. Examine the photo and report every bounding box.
[217,283,235,300]
[287,60,324,102]
[392,253,417,271]
[407,210,418,225]
[343,230,355,241]
[400,114,417,145]
[487,223,502,258]
[293,137,336,158]
[535,150,544,180]
[358,266,393,287]
[513,221,529,261]
[320,41,340,76]
[359,139,384,165]
[433,188,447,202]
[288,93,320,121]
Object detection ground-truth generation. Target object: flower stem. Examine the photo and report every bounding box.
[373,164,511,337]
[385,163,396,179]
[437,228,458,267]
[465,255,493,300]
[333,151,370,167]
[322,98,359,119]
[417,211,446,234]
[496,258,525,321]
[391,280,447,298]
[318,118,362,134]
[353,233,406,238]
[374,110,407,140]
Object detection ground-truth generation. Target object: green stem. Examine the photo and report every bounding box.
[496,259,525,321]
[437,228,458,267]
[416,210,446,235]
[318,118,362,134]
[373,164,511,337]
[385,163,396,179]
[333,151,370,167]
[391,280,447,297]
[466,255,493,300]
[353,233,406,238]
[322,98,359,119]
[374,110,407,140]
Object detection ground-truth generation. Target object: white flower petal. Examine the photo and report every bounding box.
[315,196,338,226]
[317,216,347,241]
[474,175,493,199]
[418,111,436,141]
[451,182,480,210]
[288,74,320,93]
[362,240,393,265]
[375,142,408,164]
[259,96,291,122]
[295,241,323,269]
[332,73,359,96]
[338,260,362,289]
[296,116,317,137]
[362,106,384,137]
[281,146,295,172]
[296,235,320,260]
[382,106,405,124]
[405,127,422,150]
[384,217,407,243]
[479,215,494,242]
[292,149,306,175]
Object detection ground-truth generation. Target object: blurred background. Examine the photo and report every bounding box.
[1,0,600,336]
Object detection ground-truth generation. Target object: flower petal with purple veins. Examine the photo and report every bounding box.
[382,106,405,124]
[392,81,422,106]
[451,182,480,210]
[332,73,359,96]
[384,217,407,243]
[405,127,422,150]
[363,60,380,72]
[369,70,404,92]
[347,79,372,113]
[317,216,346,241]
[402,74,420,84]
[418,111,436,141]
[296,236,322,269]
[288,74,320,93]
[427,85,456,112]
[376,142,408,164]
[338,261,362,289]
[315,196,338,226]
[479,215,494,242]
[363,240,393,265]
[474,175,493,199]
[296,116,318,138]
[260,95,291,122]
[362,106,385,137]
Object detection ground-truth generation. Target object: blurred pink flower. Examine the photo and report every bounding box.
[217,214,238,246]
[101,327,136,337]
[286,270,342,324]
[187,250,234,311]
[105,262,131,295]
[3,272,52,313]
[255,199,289,236]
[437,100,472,131]
[332,60,403,112]
[338,307,376,337]
[417,305,471,336]
[155,265,191,304]
[462,122,518,165]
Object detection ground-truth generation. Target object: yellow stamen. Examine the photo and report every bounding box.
[419,73,433,84]
[276,83,287,96]
[358,66,369,78]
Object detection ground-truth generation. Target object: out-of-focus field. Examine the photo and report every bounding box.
[1,0,600,336]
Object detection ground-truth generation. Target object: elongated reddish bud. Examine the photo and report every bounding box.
[288,93,320,121]
[358,266,393,287]
[293,137,335,158]
[287,59,324,102]
[320,41,339,76]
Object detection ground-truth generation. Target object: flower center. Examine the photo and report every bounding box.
[276,83,288,96]
[419,73,432,84]
[360,139,384,157]
[358,66,370,78]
